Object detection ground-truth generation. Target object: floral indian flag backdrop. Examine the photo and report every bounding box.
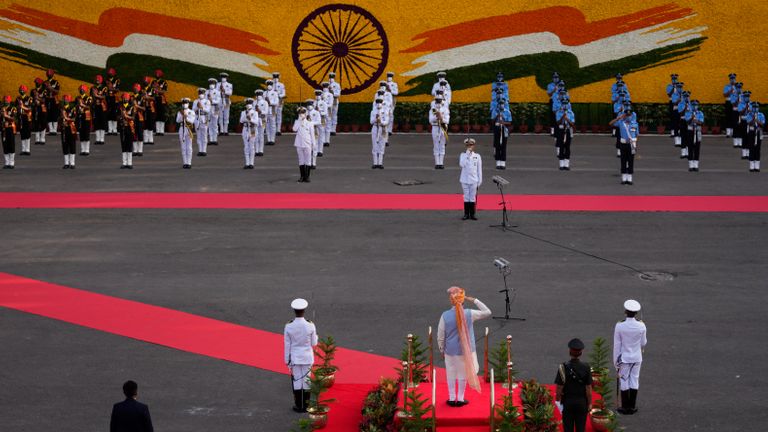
[0,0,764,103]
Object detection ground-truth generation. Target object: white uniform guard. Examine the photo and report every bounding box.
[239,98,260,169]
[273,72,286,135]
[265,80,279,145]
[614,299,647,415]
[314,89,329,154]
[370,99,389,168]
[459,138,482,220]
[386,72,399,135]
[254,90,268,156]
[191,89,211,156]
[293,108,317,182]
[284,298,318,413]
[430,98,450,168]
[205,78,221,145]
[175,98,196,169]
[217,73,233,135]
[329,73,341,134]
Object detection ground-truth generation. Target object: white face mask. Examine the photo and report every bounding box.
[256,95,263,100]
[376,103,382,109]
[221,78,227,83]
[198,94,205,99]
[267,85,273,91]
[273,77,279,82]
[209,84,215,90]
[387,77,393,82]
[329,77,335,82]
[246,104,253,110]
[182,103,189,109]
[308,105,314,111]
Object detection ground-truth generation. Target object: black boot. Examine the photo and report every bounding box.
[617,390,630,414]
[297,165,305,182]
[469,202,478,220]
[292,390,304,413]
[304,164,311,183]
[303,390,310,412]
[462,202,470,220]
[628,389,638,414]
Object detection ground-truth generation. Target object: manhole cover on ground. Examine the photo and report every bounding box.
[393,179,425,186]
[638,271,676,282]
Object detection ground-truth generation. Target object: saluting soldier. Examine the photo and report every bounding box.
[254,90,268,156]
[492,72,509,102]
[192,88,211,157]
[490,89,512,170]
[429,96,450,169]
[31,78,47,145]
[284,298,318,413]
[677,91,691,159]
[431,71,451,97]
[265,80,279,146]
[328,72,341,136]
[175,97,195,169]
[91,75,108,145]
[305,99,321,170]
[554,338,593,432]
[746,101,764,172]
[1,95,18,169]
[44,69,60,135]
[321,82,334,147]
[547,72,561,135]
[669,81,683,146]
[151,69,168,135]
[729,82,743,148]
[610,107,639,185]
[60,94,78,169]
[293,107,317,183]
[218,72,233,136]
[555,97,575,171]
[370,97,388,169]
[206,78,221,146]
[684,100,704,171]
[459,138,482,220]
[737,90,752,159]
[106,67,121,135]
[273,72,286,135]
[75,84,93,156]
[131,83,146,157]
[614,299,647,415]
[118,92,136,169]
[239,98,260,169]
[386,72,399,136]
[722,73,737,137]
[16,85,33,156]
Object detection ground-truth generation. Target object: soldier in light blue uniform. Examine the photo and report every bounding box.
[745,101,763,172]
[492,72,509,101]
[555,98,575,170]
[612,91,629,156]
[677,91,692,158]
[730,82,743,148]
[683,100,704,171]
[666,74,679,138]
[610,108,639,185]
[491,88,512,169]
[547,72,561,135]
[737,90,752,158]
[611,73,624,94]
[722,73,737,137]
[669,82,684,146]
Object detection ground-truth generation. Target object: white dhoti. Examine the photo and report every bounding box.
[445,352,479,401]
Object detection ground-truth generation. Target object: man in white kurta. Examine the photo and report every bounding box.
[614,299,647,415]
[284,298,318,413]
[438,287,491,406]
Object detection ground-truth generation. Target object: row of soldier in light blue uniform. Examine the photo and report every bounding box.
[490,72,512,169]
[665,74,705,171]
[548,73,576,171]
[723,73,763,172]
[610,74,640,185]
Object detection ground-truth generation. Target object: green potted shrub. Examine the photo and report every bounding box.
[589,337,616,432]
[520,379,560,432]
[396,334,428,387]
[306,366,337,430]
[399,389,433,432]
[359,377,399,432]
[486,339,518,387]
[493,393,524,432]
[314,335,339,388]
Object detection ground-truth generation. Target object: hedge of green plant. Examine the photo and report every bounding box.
[166,101,754,132]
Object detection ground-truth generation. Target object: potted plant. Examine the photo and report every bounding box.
[486,340,517,386]
[589,338,616,432]
[520,379,559,432]
[398,390,433,432]
[306,365,336,429]
[493,393,524,432]
[314,335,339,388]
[396,334,428,387]
[359,377,399,432]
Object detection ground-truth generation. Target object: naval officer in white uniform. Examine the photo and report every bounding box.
[614,299,647,415]
[284,298,318,413]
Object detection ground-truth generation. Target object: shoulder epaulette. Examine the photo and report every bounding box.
[287,319,294,324]
[306,319,313,323]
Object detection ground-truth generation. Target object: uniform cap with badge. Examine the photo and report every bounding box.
[623,299,641,312]
[291,298,308,310]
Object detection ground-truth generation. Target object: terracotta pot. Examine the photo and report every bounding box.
[414,124,424,133]
[166,123,176,133]
[590,409,613,432]
[711,126,721,135]
[307,406,330,429]
[534,124,544,133]
[657,125,666,134]
[482,124,491,133]
[401,123,411,132]
[518,124,529,133]
[341,124,351,132]
[350,124,360,132]
[450,124,460,133]
[579,125,588,134]
[640,126,648,134]
[361,124,371,132]
[235,123,243,133]
[591,125,601,133]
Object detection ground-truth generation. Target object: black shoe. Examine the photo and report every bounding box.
[456,400,469,407]
[127,165,133,169]
[21,152,30,156]
[145,142,154,145]
[69,165,76,169]
[7,165,14,169]
[244,165,249,169]
[197,152,204,156]
[385,142,390,147]
[372,165,377,169]
[330,132,336,136]
[323,142,330,147]
[256,152,263,156]
[694,168,699,172]
[222,132,229,136]
[248,165,254,169]
[558,166,564,171]
[62,165,69,169]
[298,166,305,182]
[2,165,9,169]
[266,141,275,146]
[120,165,127,169]
[388,132,392,137]
[310,165,316,170]
[496,166,503,170]
[621,181,627,185]
[742,156,749,160]
[83,152,89,156]
[564,166,570,171]
[438,165,445,169]
[446,400,457,407]
[276,131,282,136]
[627,181,633,185]
[200,152,207,157]
[688,168,694,172]
[317,152,323,157]
[210,142,218,146]
[435,165,440,169]
[469,203,478,220]
[378,165,384,169]
[34,142,43,145]
[136,153,143,157]
[95,142,104,145]
[157,133,165,136]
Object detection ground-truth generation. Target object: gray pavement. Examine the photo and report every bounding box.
[1,132,766,431]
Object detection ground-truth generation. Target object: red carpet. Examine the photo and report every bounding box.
[1,192,767,212]
[0,272,397,384]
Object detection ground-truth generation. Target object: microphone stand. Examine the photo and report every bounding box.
[489,181,516,230]
[493,267,525,321]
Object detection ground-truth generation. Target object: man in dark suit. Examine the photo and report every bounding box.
[110,380,154,432]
